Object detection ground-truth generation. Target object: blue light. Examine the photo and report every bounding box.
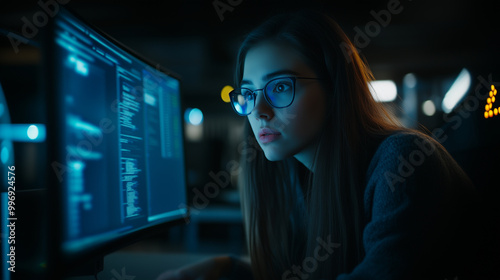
[27,125,39,140]
[71,161,84,171]
[144,93,156,106]
[234,103,243,114]
[184,108,203,126]
[67,55,89,76]
[0,124,45,142]
[68,115,101,135]
[1,146,8,164]
[75,60,88,76]
[442,68,471,113]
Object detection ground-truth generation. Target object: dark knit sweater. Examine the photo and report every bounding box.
[337,131,485,279]
[229,131,491,279]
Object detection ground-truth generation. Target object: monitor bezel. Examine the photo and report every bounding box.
[44,6,190,277]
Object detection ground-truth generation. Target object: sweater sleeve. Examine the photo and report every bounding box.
[336,132,479,280]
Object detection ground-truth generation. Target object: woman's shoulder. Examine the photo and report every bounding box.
[354,129,487,280]
[371,130,441,158]
[365,128,474,194]
[367,129,451,176]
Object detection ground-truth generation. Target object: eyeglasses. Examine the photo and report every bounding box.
[229,76,321,116]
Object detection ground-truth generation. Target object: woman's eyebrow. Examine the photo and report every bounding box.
[241,70,301,86]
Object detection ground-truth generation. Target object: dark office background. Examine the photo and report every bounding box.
[1,0,499,265]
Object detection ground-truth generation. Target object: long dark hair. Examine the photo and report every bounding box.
[236,10,402,279]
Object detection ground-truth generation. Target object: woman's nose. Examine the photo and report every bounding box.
[252,91,273,120]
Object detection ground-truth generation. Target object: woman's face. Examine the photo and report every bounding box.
[242,42,328,167]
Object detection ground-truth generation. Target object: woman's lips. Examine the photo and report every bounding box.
[258,127,281,143]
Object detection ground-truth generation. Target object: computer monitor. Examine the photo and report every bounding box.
[43,7,189,278]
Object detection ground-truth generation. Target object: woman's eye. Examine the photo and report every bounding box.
[273,83,290,93]
[241,90,253,99]
[244,92,254,100]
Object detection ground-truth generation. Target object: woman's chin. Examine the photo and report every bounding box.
[263,150,289,162]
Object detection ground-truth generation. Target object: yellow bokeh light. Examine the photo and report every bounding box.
[479,85,499,119]
[220,85,234,103]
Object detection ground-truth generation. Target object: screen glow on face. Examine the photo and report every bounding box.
[242,42,327,165]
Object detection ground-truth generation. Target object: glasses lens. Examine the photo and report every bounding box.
[231,89,254,115]
[265,78,294,107]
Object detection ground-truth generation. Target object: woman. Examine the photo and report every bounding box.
[158,9,488,280]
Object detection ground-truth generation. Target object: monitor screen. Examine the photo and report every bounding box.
[47,8,188,272]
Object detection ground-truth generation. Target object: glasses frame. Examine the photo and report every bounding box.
[229,76,321,116]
